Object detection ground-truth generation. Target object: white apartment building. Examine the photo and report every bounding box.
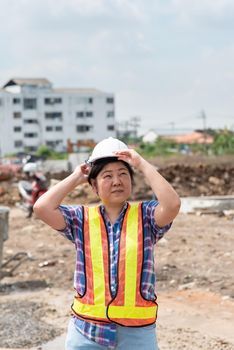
[0,78,115,156]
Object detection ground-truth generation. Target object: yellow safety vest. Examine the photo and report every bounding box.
[72,202,158,327]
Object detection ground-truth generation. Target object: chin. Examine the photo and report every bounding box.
[103,196,127,206]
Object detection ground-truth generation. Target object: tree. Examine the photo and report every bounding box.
[211,130,234,155]
[36,145,53,158]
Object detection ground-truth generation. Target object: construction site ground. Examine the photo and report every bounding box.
[0,154,234,350]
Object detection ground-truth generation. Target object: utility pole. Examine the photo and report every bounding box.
[129,116,141,140]
[200,110,207,131]
[116,120,130,140]
[169,122,175,134]
[198,110,207,152]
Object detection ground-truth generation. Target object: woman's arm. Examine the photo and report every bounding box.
[33,164,90,230]
[114,149,181,227]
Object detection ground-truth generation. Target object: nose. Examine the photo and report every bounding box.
[112,175,121,186]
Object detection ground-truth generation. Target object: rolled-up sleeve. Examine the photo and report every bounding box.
[58,205,83,243]
[144,200,172,244]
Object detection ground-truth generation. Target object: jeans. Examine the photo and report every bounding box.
[65,319,159,350]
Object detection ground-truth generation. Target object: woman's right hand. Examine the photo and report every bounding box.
[73,163,91,185]
[33,162,91,230]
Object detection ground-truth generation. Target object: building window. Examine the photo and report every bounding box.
[14,140,23,147]
[75,97,91,104]
[23,98,37,109]
[13,98,21,104]
[76,125,93,132]
[107,125,115,131]
[13,112,21,119]
[76,111,93,118]
[46,141,56,147]
[106,97,114,104]
[44,97,62,105]
[55,126,63,131]
[24,132,38,138]
[76,112,84,118]
[107,111,114,118]
[26,146,37,152]
[45,140,62,148]
[46,126,53,131]
[14,126,22,132]
[45,112,63,120]
[24,119,38,124]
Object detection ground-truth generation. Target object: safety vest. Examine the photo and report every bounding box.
[72,202,158,327]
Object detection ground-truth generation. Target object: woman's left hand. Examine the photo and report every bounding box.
[114,149,143,169]
[115,148,181,227]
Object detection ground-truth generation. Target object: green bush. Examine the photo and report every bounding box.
[36,145,68,160]
[137,137,179,157]
[211,130,234,155]
[137,130,234,157]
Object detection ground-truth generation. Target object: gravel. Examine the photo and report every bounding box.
[0,301,62,348]
[158,325,234,350]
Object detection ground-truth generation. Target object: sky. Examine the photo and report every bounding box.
[0,0,234,135]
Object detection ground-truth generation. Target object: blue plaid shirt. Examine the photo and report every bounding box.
[59,200,171,349]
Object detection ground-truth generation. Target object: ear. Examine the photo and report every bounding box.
[90,179,98,195]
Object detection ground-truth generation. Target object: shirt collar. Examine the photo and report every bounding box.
[99,202,128,222]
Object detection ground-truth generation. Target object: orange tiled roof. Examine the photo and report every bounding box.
[166,131,213,144]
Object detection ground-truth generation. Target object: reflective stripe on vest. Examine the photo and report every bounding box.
[72,203,158,326]
[72,205,112,323]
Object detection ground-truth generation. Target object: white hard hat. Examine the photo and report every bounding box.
[23,162,38,174]
[87,137,128,164]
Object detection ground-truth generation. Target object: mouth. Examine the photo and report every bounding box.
[111,189,124,194]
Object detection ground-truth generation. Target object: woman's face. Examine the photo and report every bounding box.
[92,161,132,205]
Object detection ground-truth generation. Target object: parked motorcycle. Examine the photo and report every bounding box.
[18,163,48,218]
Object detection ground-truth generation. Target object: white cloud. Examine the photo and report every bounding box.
[171,0,234,14]
[0,0,149,20]
[170,0,234,26]
[46,0,110,17]
[0,0,234,131]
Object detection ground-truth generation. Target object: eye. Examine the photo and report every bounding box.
[103,174,112,179]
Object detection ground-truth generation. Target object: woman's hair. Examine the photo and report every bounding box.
[88,157,134,185]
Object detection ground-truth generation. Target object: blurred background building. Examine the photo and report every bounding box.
[0,78,115,156]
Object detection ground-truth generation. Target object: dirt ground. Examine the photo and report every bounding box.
[0,206,234,350]
[0,154,234,349]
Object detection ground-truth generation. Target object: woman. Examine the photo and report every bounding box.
[33,137,181,350]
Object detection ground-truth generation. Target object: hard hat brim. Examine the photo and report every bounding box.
[87,154,118,165]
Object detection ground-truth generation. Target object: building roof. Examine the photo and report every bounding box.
[2,79,111,95]
[3,78,52,88]
[53,87,105,94]
[166,131,214,144]
[142,130,158,143]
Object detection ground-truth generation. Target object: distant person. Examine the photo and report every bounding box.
[20,162,48,218]
[34,137,181,350]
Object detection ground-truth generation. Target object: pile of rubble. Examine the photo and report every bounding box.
[0,163,22,181]
[0,162,233,207]
[0,182,20,206]
[160,163,234,197]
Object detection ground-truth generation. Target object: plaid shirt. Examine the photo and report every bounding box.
[59,200,171,349]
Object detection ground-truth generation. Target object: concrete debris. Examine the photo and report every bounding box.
[181,196,234,215]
